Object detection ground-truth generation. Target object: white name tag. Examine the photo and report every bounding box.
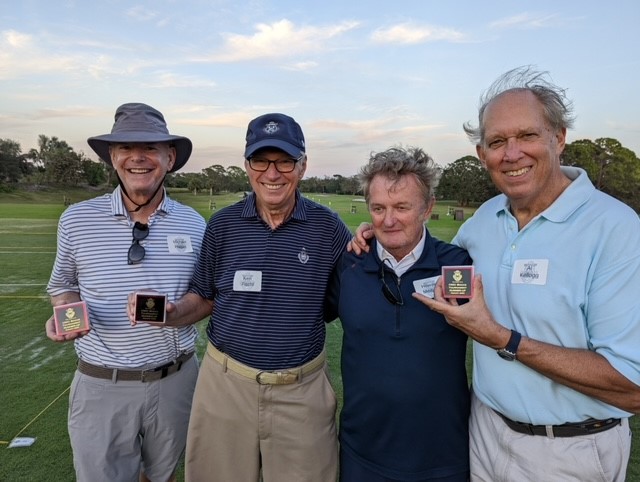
[233,270,262,292]
[511,259,549,285]
[413,276,440,299]
[167,235,194,254]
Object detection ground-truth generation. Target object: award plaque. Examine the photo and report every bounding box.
[54,301,90,335]
[442,266,475,298]
[134,292,167,325]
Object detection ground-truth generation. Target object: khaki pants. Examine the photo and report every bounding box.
[470,391,631,482]
[185,346,338,482]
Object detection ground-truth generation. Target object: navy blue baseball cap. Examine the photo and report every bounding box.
[244,113,306,159]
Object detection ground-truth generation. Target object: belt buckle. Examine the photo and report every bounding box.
[142,360,175,382]
[256,370,270,385]
[256,370,298,385]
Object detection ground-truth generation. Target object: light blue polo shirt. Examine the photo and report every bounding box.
[455,166,640,424]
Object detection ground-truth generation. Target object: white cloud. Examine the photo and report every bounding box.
[0,30,80,80]
[4,30,33,48]
[489,12,561,29]
[125,6,159,22]
[197,19,360,62]
[30,107,98,120]
[282,61,319,72]
[310,116,445,147]
[140,72,217,88]
[178,112,250,128]
[371,23,465,45]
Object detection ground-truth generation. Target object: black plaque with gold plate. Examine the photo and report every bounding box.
[134,292,167,325]
[441,266,475,299]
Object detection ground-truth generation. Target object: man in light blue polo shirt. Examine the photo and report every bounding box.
[413,67,640,481]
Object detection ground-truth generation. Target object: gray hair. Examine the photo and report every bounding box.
[463,65,576,146]
[359,146,439,205]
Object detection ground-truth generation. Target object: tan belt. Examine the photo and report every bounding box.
[77,351,194,383]
[206,342,325,385]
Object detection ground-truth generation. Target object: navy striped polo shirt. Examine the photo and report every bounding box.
[189,191,352,370]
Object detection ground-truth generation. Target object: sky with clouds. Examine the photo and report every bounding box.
[1,0,639,177]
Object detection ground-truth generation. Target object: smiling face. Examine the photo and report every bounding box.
[109,142,175,204]
[477,90,567,215]
[245,147,306,216]
[368,173,433,261]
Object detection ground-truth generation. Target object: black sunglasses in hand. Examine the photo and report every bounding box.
[127,222,149,265]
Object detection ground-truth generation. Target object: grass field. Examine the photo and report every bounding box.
[0,188,638,481]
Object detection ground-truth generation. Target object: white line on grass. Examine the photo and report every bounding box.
[0,296,49,299]
[0,251,55,254]
[2,337,41,362]
[30,349,69,371]
[0,284,47,286]
[0,246,55,248]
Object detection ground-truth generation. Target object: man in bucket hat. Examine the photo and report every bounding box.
[45,103,206,482]
[136,113,352,481]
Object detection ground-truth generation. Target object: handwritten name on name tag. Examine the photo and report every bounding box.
[233,270,262,292]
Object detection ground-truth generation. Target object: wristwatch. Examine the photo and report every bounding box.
[497,330,522,361]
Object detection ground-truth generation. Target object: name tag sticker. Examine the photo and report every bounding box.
[413,276,440,299]
[511,259,549,285]
[233,270,262,292]
[167,235,193,254]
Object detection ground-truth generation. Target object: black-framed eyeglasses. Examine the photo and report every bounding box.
[380,262,404,306]
[247,155,303,173]
[127,222,149,265]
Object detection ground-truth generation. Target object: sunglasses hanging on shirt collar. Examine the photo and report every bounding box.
[127,222,149,264]
[380,261,404,306]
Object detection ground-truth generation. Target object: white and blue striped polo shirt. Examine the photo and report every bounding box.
[189,191,352,370]
[47,186,206,368]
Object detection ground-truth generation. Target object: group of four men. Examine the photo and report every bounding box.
[46,66,640,482]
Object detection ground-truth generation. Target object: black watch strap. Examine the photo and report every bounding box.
[497,330,522,361]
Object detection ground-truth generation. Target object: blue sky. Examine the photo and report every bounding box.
[1,0,639,177]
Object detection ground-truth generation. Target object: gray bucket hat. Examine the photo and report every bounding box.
[87,103,192,172]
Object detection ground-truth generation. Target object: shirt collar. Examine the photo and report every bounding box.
[376,226,426,273]
[492,166,592,223]
[241,190,307,222]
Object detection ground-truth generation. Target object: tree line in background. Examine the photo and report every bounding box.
[1,135,639,211]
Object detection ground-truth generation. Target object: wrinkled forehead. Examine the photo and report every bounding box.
[483,90,549,134]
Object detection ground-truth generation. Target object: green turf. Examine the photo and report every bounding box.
[0,189,637,481]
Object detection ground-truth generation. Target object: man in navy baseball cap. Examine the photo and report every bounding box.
[176,113,352,481]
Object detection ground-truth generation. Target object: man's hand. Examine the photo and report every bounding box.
[127,290,168,327]
[46,294,89,342]
[128,291,213,327]
[412,274,511,349]
[348,222,374,255]
[45,314,90,341]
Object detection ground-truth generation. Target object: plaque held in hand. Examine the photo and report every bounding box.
[54,301,90,335]
[442,266,474,299]
[134,292,167,325]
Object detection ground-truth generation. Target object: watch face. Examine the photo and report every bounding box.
[497,349,516,361]
[497,330,521,361]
